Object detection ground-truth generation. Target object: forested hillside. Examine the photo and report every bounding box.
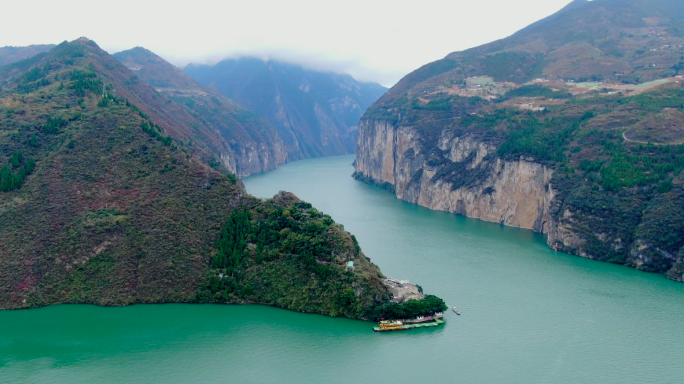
[355,0,684,281]
[0,38,444,318]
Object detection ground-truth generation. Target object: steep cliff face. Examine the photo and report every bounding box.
[218,137,286,177]
[546,209,586,252]
[353,0,684,281]
[355,119,555,232]
[355,117,684,280]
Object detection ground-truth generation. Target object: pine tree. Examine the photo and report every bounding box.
[11,151,23,168]
[0,165,11,191]
[26,158,35,174]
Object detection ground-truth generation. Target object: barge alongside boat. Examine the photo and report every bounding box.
[402,312,444,324]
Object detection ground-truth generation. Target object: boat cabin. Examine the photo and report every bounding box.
[378,320,404,330]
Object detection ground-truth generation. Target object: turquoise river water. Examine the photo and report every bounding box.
[1,154,683,383]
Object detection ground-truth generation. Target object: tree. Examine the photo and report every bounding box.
[29,134,38,147]
[0,165,11,191]
[10,151,23,168]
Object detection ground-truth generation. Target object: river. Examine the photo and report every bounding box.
[2,154,683,383]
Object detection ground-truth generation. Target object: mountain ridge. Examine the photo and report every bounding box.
[0,38,446,319]
[112,47,286,176]
[377,0,684,108]
[185,58,387,160]
[354,0,684,281]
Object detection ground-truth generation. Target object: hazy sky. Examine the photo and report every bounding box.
[1,0,577,87]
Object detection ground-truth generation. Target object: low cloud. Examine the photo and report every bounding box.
[4,0,576,89]
[163,48,410,88]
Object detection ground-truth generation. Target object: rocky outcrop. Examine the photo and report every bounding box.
[355,119,555,232]
[546,208,586,251]
[382,278,424,304]
[667,257,684,282]
[219,139,286,177]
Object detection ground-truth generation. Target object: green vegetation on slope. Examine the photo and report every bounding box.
[0,151,35,191]
[374,0,684,108]
[367,295,448,322]
[0,39,444,318]
[361,72,684,280]
[199,195,388,318]
[0,41,239,308]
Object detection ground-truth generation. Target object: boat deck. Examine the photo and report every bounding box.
[373,318,444,332]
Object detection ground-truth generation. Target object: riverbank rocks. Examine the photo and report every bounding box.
[383,278,424,303]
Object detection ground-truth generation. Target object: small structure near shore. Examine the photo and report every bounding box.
[346,261,354,270]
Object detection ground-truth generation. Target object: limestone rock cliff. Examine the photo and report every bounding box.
[354,118,684,281]
[218,138,286,177]
[355,119,555,232]
[352,0,684,281]
[382,278,424,304]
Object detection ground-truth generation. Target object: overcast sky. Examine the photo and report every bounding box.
[1,0,578,87]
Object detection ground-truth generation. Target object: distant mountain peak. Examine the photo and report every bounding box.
[379,0,684,106]
[184,57,387,160]
[0,44,55,67]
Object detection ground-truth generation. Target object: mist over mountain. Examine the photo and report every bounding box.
[185,58,387,161]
